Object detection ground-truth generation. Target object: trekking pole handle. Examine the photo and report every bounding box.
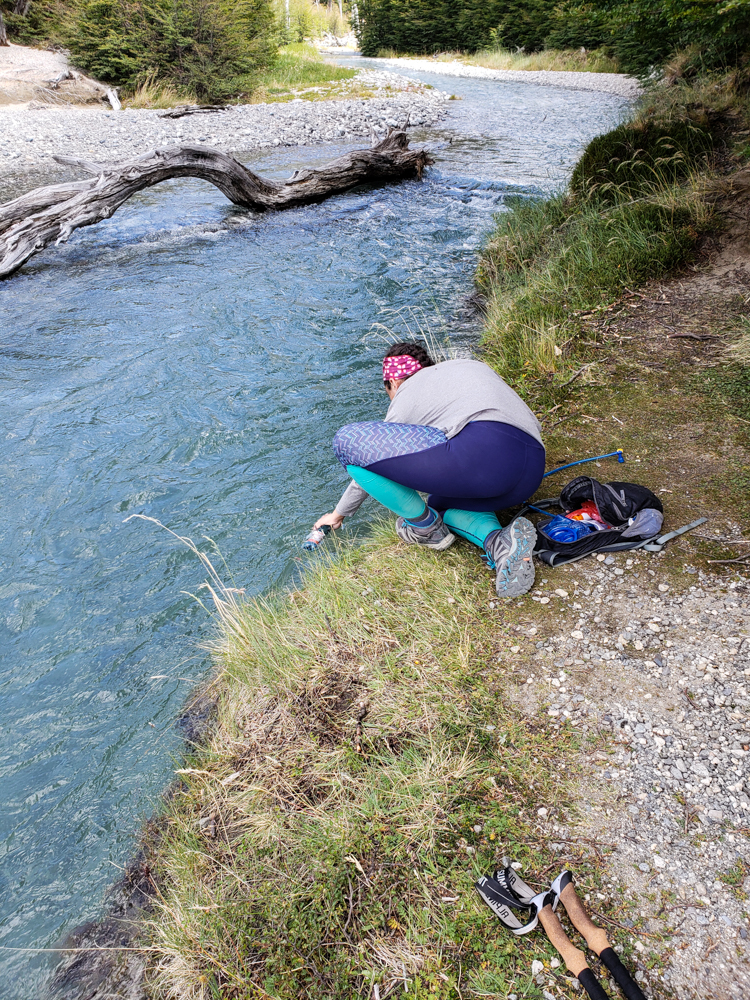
[537,905,609,1000]
[559,883,610,952]
[559,884,648,1000]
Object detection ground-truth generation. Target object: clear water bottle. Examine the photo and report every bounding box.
[302,524,331,551]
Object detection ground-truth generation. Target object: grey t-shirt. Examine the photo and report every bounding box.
[334,359,543,516]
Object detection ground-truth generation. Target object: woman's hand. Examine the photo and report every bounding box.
[315,511,344,531]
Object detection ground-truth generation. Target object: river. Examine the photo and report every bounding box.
[0,61,629,996]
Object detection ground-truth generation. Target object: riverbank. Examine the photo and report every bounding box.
[126,71,750,1000]
[375,56,641,99]
[0,69,449,185]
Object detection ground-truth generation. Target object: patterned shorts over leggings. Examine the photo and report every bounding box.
[334,419,545,514]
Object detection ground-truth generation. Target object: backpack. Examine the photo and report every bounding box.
[522,476,672,566]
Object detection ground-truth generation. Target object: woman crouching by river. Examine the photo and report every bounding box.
[315,342,545,598]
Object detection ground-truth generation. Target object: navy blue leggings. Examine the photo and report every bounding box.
[334,420,545,512]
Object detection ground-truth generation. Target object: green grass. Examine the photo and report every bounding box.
[717,859,749,900]
[251,44,356,102]
[147,526,604,999]
[477,191,709,405]
[122,44,357,108]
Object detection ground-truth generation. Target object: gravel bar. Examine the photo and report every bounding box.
[378,56,641,99]
[0,70,450,177]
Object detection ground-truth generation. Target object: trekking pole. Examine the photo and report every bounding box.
[476,876,610,1000]
[553,872,648,1000]
[538,899,610,1000]
[543,449,624,479]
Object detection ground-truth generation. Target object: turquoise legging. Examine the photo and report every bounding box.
[347,465,501,549]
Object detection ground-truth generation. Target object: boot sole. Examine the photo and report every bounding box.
[495,518,537,598]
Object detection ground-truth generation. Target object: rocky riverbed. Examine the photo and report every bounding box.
[0,69,450,182]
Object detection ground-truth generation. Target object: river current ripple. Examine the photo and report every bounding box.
[0,63,628,995]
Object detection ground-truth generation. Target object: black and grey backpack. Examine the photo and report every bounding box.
[520,476,702,566]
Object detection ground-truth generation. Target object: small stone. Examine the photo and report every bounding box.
[531,960,544,976]
[447,597,456,604]
[708,809,723,822]
[639,863,650,872]
[511,645,520,653]
[613,568,624,576]
[473,824,483,833]
[540,597,550,604]
[604,555,615,565]
[554,589,568,597]
[596,554,606,562]
[537,807,548,818]
[550,958,560,969]
[653,855,666,868]
[571,630,584,639]
[658,583,669,592]
[635,971,645,983]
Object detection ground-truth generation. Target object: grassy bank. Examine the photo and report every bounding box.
[123,45,357,108]
[142,71,750,999]
[148,528,592,999]
[478,70,750,406]
[377,48,620,74]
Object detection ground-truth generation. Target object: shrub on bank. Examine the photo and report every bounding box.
[66,0,277,103]
[1,0,279,104]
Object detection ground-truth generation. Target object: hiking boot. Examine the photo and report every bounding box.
[395,513,456,551]
[484,517,536,598]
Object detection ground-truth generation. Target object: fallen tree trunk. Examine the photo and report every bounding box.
[0,132,432,279]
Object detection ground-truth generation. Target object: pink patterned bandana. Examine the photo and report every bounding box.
[382,355,422,382]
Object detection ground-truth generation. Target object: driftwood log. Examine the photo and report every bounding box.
[0,131,432,278]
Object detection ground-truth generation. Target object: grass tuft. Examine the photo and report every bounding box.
[124,69,197,109]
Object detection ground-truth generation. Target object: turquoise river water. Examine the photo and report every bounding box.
[0,62,628,996]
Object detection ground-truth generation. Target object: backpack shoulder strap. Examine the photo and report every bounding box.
[638,517,707,552]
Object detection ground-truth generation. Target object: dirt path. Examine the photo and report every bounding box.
[506,172,750,999]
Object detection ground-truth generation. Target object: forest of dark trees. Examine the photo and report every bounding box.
[355,1,750,75]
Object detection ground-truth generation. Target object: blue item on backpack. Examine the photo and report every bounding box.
[539,515,598,545]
